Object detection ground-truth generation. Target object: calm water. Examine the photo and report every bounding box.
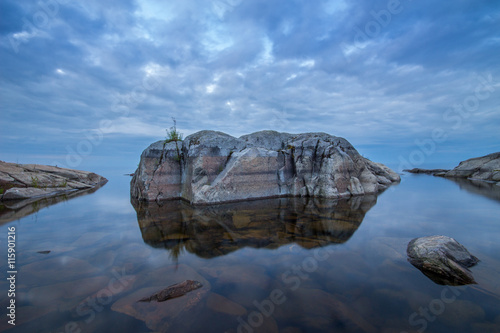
[1,172,499,333]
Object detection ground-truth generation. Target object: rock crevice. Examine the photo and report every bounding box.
[131,130,400,204]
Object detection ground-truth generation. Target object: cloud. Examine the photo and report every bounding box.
[0,0,499,168]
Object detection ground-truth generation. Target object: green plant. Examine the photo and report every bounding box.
[165,117,183,143]
[31,175,40,188]
[60,180,67,187]
[0,188,4,195]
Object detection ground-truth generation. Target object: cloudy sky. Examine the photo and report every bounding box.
[1,0,499,172]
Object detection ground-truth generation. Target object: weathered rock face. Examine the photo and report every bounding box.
[407,235,479,285]
[131,131,400,204]
[443,152,500,185]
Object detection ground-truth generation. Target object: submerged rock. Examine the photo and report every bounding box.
[138,280,203,302]
[407,235,479,285]
[131,130,400,204]
[112,264,210,332]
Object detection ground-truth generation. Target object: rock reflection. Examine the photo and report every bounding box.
[132,195,378,259]
[0,185,104,224]
[450,178,500,203]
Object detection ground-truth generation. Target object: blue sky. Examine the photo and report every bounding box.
[1,0,499,173]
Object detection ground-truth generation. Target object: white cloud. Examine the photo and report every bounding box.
[100,117,166,137]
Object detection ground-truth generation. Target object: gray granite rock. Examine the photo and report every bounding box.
[442,152,500,184]
[407,235,479,285]
[0,161,107,202]
[131,130,400,204]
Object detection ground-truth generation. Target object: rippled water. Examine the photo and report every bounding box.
[1,172,499,333]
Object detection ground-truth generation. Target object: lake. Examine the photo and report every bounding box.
[1,171,499,333]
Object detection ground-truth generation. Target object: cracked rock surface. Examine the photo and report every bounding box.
[130,130,400,204]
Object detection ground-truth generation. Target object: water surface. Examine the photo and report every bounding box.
[1,172,499,333]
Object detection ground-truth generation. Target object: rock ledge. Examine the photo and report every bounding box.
[0,161,107,202]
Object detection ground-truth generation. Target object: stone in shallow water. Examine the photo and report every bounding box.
[111,264,210,332]
[138,280,203,302]
[407,235,479,285]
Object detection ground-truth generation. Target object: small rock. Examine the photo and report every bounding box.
[138,280,203,302]
[407,235,479,285]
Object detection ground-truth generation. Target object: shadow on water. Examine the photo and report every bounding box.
[0,184,106,225]
[131,195,379,259]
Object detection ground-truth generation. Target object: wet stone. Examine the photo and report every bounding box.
[138,280,203,302]
[111,264,211,332]
[111,284,209,332]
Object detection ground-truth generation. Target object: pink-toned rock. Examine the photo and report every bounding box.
[131,131,400,204]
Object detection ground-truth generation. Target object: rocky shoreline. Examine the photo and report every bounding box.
[0,161,107,201]
[404,152,500,186]
[0,161,107,223]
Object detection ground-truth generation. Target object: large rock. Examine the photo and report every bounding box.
[407,235,479,285]
[131,131,400,204]
[442,152,500,184]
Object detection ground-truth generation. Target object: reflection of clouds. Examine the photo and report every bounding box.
[93,196,135,215]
